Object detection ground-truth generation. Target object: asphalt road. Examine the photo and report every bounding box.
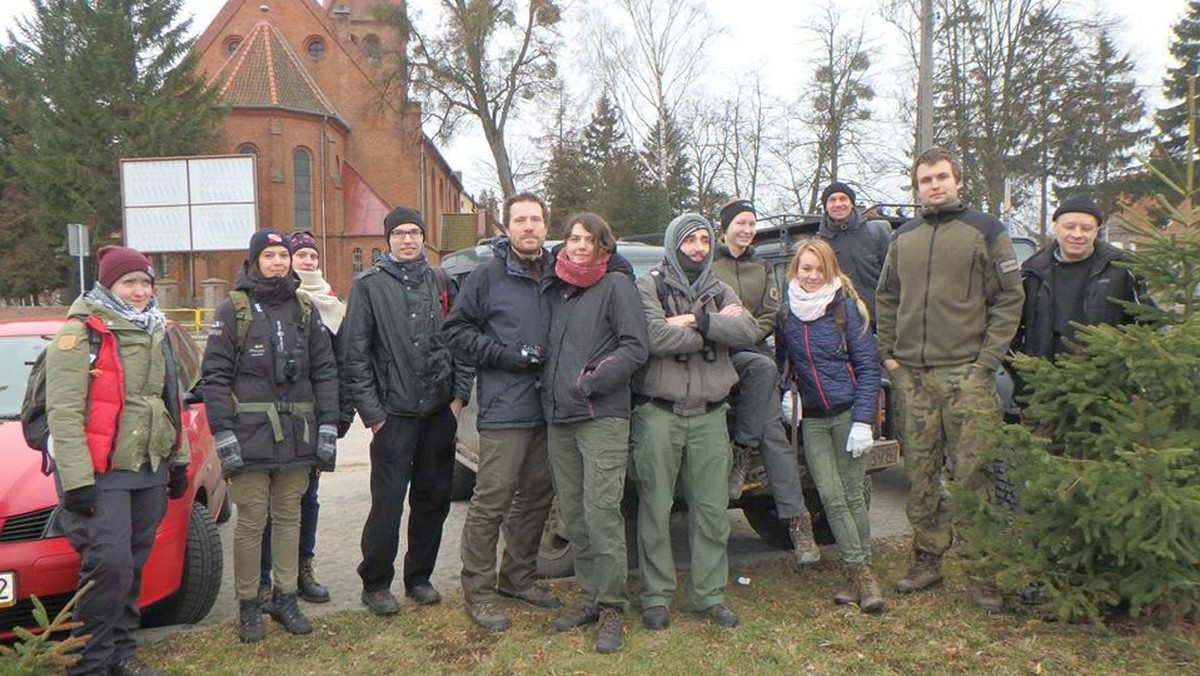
[143,422,913,639]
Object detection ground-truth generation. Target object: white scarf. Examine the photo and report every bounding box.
[788,277,842,322]
[295,269,346,334]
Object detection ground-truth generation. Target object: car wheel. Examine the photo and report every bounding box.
[536,499,575,579]
[450,459,476,502]
[743,477,873,550]
[215,493,233,524]
[144,502,223,627]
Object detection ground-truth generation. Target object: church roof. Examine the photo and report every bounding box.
[207,17,349,129]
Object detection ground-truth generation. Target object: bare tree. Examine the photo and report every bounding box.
[727,75,772,203]
[382,0,562,198]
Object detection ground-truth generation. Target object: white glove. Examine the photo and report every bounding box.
[846,422,874,458]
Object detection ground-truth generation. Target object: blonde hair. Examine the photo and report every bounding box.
[786,238,871,328]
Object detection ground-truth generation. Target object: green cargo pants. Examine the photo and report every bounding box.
[547,417,630,610]
[629,402,731,612]
[801,410,871,565]
[229,467,311,600]
[460,426,554,601]
[893,363,999,557]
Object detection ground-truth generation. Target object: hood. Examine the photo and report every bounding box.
[818,210,863,238]
[663,213,715,294]
[0,422,57,518]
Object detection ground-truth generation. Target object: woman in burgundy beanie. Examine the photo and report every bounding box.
[97,245,156,288]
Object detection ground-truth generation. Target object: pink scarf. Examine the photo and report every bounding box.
[556,248,612,288]
[788,277,842,321]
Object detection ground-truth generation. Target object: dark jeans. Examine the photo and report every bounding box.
[61,484,167,676]
[357,407,457,593]
[260,471,320,587]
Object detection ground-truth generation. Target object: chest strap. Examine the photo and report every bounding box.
[232,394,315,443]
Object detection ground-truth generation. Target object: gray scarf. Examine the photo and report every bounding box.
[86,285,164,334]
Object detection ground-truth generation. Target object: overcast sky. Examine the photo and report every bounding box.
[0,0,1188,202]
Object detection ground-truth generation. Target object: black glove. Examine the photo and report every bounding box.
[215,430,244,478]
[495,346,539,373]
[337,417,352,439]
[63,485,98,517]
[168,465,189,499]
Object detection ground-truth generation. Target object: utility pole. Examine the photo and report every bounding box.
[916,0,934,154]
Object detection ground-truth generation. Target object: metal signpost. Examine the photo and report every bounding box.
[67,223,89,293]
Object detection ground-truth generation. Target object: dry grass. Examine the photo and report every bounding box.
[139,539,1198,675]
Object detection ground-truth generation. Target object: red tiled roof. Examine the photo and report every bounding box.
[207,17,348,129]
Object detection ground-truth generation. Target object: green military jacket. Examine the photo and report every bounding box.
[46,297,187,492]
[711,244,779,352]
[875,202,1024,370]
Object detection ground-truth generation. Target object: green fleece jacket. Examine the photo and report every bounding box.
[711,244,779,351]
[46,297,187,492]
[875,202,1024,370]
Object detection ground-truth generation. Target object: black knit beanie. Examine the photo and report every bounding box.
[384,206,426,239]
[719,199,755,230]
[1052,195,1103,224]
[249,228,291,265]
[821,181,856,206]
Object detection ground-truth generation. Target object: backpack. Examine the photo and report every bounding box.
[21,319,101,475]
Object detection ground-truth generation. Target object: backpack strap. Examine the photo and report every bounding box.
[431,266,451,316]
[833,300,848,353]
[229,290,252,360]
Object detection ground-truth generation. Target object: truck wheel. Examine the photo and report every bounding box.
[535,499,575,579]
[144,502,223,627]
[743,476,873,550]
[450,460,476,502]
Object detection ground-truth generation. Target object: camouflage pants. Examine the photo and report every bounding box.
[892,362,999,557]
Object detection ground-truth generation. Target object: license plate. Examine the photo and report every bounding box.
[0,572,14,609]
[868,439,901,470]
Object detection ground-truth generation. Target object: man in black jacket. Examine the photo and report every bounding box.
[1014,195,1150,359]
[342,206,472,616]
[443,192,563,632]
[815,181,891,319]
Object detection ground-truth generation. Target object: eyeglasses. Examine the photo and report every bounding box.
[391,229,423,240]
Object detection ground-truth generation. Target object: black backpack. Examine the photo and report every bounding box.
[21,320,101,475]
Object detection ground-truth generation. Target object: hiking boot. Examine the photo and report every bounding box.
[407,583,442,606]
[789,516,821,564]
[266,587,313,635]
[361,589,400,616]
[855,565,886,614]
[553,605,600,632]
[466,597,511,632]
[641,605,670,630]
[1019,581,1048,606]
[728,444,752,501]
[297,558,330,604]
[696,603,739,628]
[110,654,162,676]
[498,583,563,609]
[256,584,272,613]
[238,599,266,643]
[969,580,1004,614]
[594,606,624,654]
[833,566,857,605]
[894,550,944,594]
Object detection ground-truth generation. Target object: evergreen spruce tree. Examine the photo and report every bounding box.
[642,111,693,215]
[956,130,1200,623]
[0,0,221,299]
[1156,0,1200,161]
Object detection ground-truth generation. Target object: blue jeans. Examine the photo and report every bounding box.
[260,471,319,587]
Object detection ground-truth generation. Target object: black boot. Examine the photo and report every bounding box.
[238,599,266,643]
[266,587,313,635]
[298,558,330,603]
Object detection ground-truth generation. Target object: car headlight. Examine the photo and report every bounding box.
[780,390,802,426]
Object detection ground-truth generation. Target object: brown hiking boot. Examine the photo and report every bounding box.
[593,606,624,654]
[969,580,1004,613]
[789,516,820,564]
[466,597,511,632]
[727,444,752,501]
[894,550,944,594]
[498,583,563,609]
[833,566,857,605]
[855,565,886,614]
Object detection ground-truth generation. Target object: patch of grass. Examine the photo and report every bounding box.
[140,539,1198,675]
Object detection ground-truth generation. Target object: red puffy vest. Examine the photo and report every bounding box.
[82,315,125,473]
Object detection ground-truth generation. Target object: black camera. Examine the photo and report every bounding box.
[519,343,544,366]
[275,349,301,383]
[702,342,718,363]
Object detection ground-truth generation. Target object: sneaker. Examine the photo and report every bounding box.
[466,597,511,632]
[969,580,1004,614]
[641,605,670,631]
[406,584,442,606]
[297,557,331,604]
[110,654,162,676]
[361,588,400,616]
[553,605,600,632]
[593,607,624,654]
[696,603,739,628]
[728,445,752,501]
[238,599,266,643]
[789,516,821,564]
[894,550,944,594]
[266,587,313,635]
[498,583,563,609]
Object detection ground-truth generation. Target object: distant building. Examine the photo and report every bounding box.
[165,0,476,299]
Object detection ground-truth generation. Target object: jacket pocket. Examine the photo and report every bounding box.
[292,411,316,458]
[232,412,274,461]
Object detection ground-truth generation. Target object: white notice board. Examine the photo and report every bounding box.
[121,155,258,252]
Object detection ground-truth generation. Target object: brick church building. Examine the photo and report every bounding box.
[168,0,475,299]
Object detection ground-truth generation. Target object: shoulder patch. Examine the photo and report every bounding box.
[57,334,79,351]
[768,285,780,301]
[997,258,1019,275]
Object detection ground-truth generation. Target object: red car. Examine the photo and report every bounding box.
[0,313,227,639]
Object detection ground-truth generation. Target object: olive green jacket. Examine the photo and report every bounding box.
[46,297,187,492]
[711,244,779,353]
[875,203,1024,370]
